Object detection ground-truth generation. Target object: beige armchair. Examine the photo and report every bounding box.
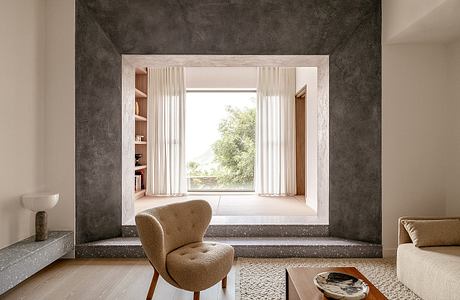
[135,199,234,300]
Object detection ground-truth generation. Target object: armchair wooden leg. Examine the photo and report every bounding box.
[222,276,227,289]
[146,269,159,300]
[193,291,200,300]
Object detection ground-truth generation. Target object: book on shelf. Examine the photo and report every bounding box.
[135,175,142,191]
[135,170,145,190]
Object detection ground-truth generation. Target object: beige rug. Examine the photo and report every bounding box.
[237,258,420,300]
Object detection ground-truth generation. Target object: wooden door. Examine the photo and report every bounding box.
[295,95,306,195]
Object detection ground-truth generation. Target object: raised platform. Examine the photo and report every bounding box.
[0,231,74,295]
[122,224,329,238]
[75,236,381,258]
[77,224,382,258]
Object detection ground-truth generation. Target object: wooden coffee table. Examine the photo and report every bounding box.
[286,267,388,300]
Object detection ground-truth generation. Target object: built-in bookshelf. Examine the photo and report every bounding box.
[134,67,148,199]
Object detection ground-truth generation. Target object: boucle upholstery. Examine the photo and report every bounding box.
[397,216,460,300]
[167,241,234,291]
[397,244,460,300]
[401,219,460,247]
[398,216,460,245]
[135,200,234,292]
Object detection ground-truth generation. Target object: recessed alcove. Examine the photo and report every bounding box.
[120,55,330,227]
[75,0,381,251]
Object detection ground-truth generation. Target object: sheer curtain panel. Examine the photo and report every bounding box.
[147,67,186,196]
[256,67,296,196]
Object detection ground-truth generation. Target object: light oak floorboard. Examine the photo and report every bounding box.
[134,195,314,216]
[1,259,237,300]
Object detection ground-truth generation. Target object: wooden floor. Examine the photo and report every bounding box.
[1,259,237,300]
[135,194,314,216]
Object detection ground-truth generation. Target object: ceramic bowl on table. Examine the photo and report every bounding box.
[313,271,369,300]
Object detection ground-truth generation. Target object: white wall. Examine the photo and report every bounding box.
[44,0,75,233]
[382,44,449,255]
[382,0,460,256]
[0,0,46,249]
[186,67,256,89]
[0,0,75,250]
[296,68,318,211]
[384,0,460,44]
[121,58,135,224]
[383,0,446,42]
[446,41,460,215]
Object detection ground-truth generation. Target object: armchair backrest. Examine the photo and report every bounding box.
[135,199,212,286]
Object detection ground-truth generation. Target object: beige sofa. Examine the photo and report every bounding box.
[397,216,460,300]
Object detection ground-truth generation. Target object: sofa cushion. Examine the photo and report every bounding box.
[166,241,234,292]
[401,219,460,247]
[397,244,460,300]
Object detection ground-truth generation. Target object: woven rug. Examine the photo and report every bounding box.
[236,258,420,300]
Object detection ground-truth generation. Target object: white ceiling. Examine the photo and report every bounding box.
[385,0,460,44]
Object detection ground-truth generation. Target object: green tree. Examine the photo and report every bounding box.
[213,106,255,186]
[187,161,208,177]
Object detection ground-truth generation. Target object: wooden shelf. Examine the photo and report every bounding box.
[134,189,146,200]
[135,115,147,121]
[134,68,148,202]
[135,67,147,75]
[135,88,147,98]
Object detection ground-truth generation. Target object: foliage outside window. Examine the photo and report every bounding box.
[186,91,256,191]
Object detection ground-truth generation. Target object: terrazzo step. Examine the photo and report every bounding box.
[75,236,381,258]
[0,231,74,295]
[121,224,329,238]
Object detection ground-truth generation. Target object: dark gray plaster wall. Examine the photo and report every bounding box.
[76,1,122,243]
[76,0,382,244]
[329,6,382,243]
[81,0,376,55]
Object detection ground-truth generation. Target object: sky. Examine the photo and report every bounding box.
[185,91,256,167]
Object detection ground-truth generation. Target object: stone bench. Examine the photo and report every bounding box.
[0,231,74,295]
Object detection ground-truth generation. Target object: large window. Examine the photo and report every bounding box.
[186,90,256,192]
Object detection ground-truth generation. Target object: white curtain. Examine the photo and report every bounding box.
[256,67,296,196]
[147,67,186,196]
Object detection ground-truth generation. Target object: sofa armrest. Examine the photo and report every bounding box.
[398,216,460,245]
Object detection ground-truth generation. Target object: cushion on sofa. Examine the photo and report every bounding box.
[401,219,460,247]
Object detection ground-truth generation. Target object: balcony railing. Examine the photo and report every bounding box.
[187,176,254,192]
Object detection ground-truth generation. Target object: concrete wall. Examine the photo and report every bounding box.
[0,0,46,249]
[446,41,460,215]
[329,11,382,243]
[382,44,449,255]
[75,1,122,243]
[77,0,382,244]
